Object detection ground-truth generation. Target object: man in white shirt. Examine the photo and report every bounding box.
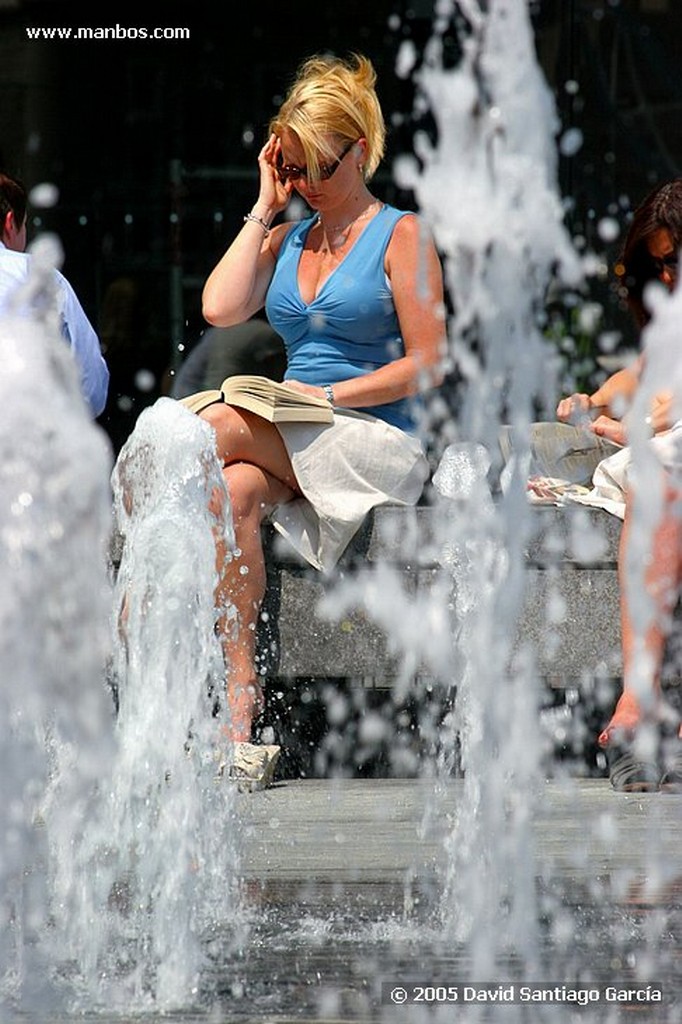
[0,172,109,417]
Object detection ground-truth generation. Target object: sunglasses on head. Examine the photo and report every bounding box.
[276,140,355,184]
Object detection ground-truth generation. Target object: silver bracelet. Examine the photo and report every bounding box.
[322,384,335,406]
[243,212,270,236]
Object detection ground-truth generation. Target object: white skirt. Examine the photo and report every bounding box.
[271,409,428,571]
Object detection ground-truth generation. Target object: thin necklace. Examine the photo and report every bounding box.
[318,199,382,248]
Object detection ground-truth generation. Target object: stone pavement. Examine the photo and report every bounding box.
[225,779,682,1022]
[237,777,682,884]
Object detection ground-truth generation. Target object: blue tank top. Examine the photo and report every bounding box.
[265,204,419,433]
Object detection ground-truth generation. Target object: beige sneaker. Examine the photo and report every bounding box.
[218,741,281,792]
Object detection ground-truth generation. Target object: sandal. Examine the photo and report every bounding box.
[217,741,281,792]
[606,741,661,793]
[659,750,682,793]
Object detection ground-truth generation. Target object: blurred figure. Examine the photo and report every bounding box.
[501,181,682,487]
[591,178,682,791]
[556,179,682,446]
[0,171,109,417]
[171,319,286,399]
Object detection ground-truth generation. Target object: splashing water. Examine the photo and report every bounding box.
[1,234,243,1015]
[46,398,243,1013]
[412,0,580,980]
[0,239,113,1013]
[331,0,583,995]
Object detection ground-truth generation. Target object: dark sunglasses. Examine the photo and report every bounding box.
[276,140,355,184]
[652,253,679,275]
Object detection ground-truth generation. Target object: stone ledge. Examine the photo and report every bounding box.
[258,504,632,683]
[266,503,622,569]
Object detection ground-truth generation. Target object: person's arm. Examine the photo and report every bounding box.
[558,354,676,445]
[285,214,446,408]
[57,272,109,417]
[556,357,643,424]
[202,135,294,327]
[592,387,675,445]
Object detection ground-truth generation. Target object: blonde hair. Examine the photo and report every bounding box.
[269,53,386,183]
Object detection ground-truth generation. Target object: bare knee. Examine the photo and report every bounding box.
[199,403,249,459]
[224,463,271,529]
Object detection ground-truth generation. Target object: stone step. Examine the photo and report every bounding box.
[259,504,627,684]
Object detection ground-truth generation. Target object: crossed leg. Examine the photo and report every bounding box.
[199,403,299,741]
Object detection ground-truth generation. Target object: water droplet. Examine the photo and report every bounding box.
[559,127,583,157]
[134,369,156,392]
[29,182,59,208]
[597,217,620,243]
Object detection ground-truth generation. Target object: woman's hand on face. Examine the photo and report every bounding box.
[257,134,293,214]
[281,379,327,400]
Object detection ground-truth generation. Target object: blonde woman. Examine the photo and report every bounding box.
[196,53,446,783]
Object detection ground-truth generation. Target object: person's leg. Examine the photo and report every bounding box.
[214,462,294,740]
[199,403,298,741]
[599,484,682,747]
[199,402,300,492]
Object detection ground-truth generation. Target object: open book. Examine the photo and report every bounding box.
[180,375,333,424]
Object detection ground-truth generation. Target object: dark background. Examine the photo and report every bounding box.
[1,0,681,451]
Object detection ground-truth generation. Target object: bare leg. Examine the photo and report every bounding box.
[215,462,294,739]
[599,483,682,747]
[199,404,298,740]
